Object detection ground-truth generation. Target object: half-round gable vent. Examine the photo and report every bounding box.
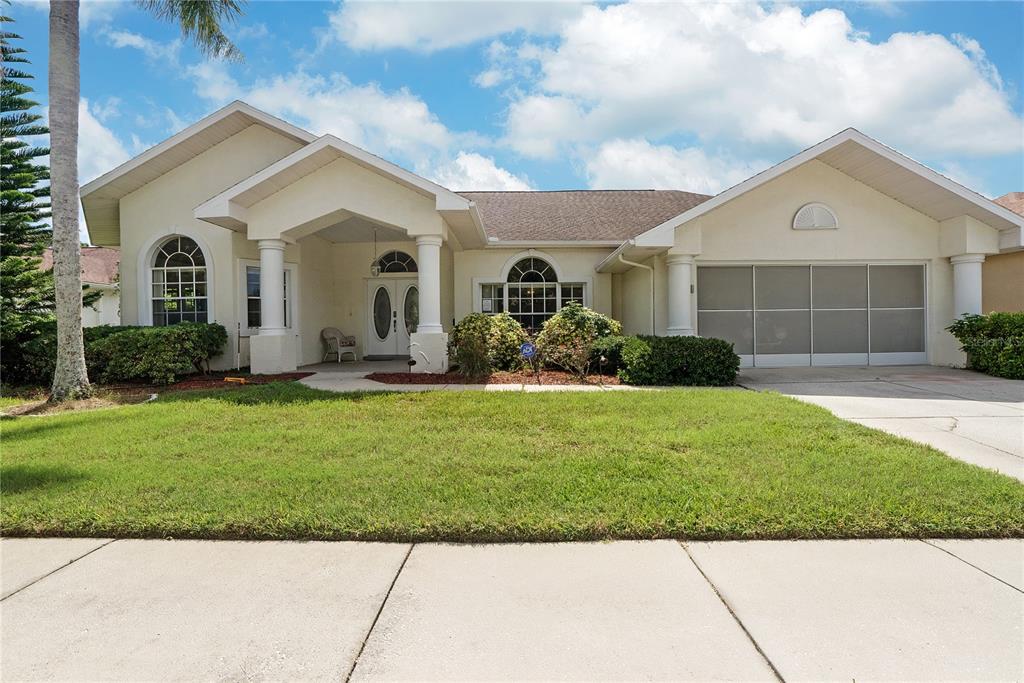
[793,203,838,230]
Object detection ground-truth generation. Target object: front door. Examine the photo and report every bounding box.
[366,279,418,357]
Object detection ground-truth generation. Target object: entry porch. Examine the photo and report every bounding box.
[192,135,485,374]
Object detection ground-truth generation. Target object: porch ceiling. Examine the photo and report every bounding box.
[316,216,407,243]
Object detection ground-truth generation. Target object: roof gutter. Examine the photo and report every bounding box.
[617,252,655,335]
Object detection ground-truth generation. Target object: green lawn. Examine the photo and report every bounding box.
[2,383,1021,541]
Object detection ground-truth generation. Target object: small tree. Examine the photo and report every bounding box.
[1,11,55,383]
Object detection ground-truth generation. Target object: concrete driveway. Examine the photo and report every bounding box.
[2,538,1021,681]
[739,366,1024,481]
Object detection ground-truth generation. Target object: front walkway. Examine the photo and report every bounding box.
[298,360,641,392]
[1,538,1020,680]
[740,365,1024,482]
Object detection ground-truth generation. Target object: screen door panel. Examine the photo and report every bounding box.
[811,266,868,365]
[697,267,753,364]
[754,266,810,366]
[868,265,926,364]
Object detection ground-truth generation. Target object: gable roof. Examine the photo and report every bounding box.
[81,101,316,246]
[458,190,710,243]
[598,128,1024,272]
[194,134,486,248]
[40,247,119,286]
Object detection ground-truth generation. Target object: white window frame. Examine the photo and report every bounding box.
[237,259,299,337]
[137,230,215,326]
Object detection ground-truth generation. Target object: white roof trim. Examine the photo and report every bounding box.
[630,128,1024,248]
[195,134,471,220]
[80,101,316,198]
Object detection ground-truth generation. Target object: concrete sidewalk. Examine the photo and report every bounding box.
[2,538,1021,681]
[740,366,1024,482]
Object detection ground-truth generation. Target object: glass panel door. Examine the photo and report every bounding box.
[372,286,392,341]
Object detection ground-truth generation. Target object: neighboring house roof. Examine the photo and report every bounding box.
[994,192,1024,216]
[40,247,120,286]
[458,190,711,243]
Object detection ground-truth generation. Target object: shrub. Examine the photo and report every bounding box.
[590,334,627,374]
[947,312,1024,380]
[536,303,622,377]
[1,322,228,387]
[449,312,528,377]
[488,313,529,371]
[618,335,740,386]
[89,322,228,385]
[2,323,133,387]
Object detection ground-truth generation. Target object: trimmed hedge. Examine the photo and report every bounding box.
[448,312,528,377]
[947,312,1024,380]
[1,322,227,386]
[618,335,740,386]
[89,323,229,385]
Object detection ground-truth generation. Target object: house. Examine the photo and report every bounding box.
[40,246,121,327]
[80,101,1023,373]
[985,193,1024,313]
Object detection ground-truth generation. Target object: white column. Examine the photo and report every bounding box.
[258,239,286,335]
[666,254,695,336]
[951,253,985,317]
[416,235,443,334]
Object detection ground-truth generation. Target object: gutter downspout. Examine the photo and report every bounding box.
[618,249,655,335]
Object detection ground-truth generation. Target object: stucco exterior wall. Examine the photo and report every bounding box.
[452,247,614,322]
[246,155,444,242]
[684,159,962,365]
[82,287,120,327]
[982,251,1024,312]
[119,124,305,369]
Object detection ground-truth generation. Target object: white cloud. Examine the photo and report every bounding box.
[78,98,130,184]
[90,96,122,123]
[330,0,584,52]
[106,29,181,64]
[501,3,1023,160]
[584,139,768,194]
[19,0,120,28]
[187,63,530,190]
[431,152,533,191]
[234,23,270,42]
[189,64,459,164]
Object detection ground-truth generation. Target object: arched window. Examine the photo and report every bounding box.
[481,256,585,331]
[375,250,417,273]
[151,235,208,325]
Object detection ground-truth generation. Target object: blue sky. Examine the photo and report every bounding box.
[9,1,1024,206]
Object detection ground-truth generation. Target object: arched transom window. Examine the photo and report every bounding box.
[151,235,208,325]
[479,256,585,331]
[375,250,417,273]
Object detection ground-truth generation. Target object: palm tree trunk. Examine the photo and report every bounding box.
[48,0,90,401]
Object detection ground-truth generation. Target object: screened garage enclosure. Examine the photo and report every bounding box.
[697,265,927,367]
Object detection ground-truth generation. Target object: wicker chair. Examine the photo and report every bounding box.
[321,327,358,363]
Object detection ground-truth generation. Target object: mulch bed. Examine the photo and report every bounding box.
[2,372,315,417]
[366,369,621,386]
[165,372,314,391]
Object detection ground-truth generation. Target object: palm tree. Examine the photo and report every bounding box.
[49,0,244,400]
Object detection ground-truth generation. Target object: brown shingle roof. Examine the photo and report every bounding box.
[994,192,1024,217]
[458,190,711,242]
[40,246,120,285]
